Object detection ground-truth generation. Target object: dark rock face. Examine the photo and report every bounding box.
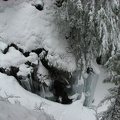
[32,48,44,56]
[23,52,30,57]
[0,67,5,73]
[86,67,93,74]
[62,95,72,104]
[34,4,44,11]
[53,80,72,104]
[25,61,31,66]
[9,66,19,79]
[0,66,19,79]
[96,54,111,65]
[96,56,102,65]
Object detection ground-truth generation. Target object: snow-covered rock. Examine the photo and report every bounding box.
[0,0,76,72]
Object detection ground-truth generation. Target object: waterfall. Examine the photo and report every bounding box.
[20,78,32,92]
[83,72,99,106]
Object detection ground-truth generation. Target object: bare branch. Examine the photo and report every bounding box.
[34,100,47,111]
[89,105,102,120]
[0,92,20,103]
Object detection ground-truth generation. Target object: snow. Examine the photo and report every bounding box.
[93,63,115,112]
[38,61,49,75]
[17,64,32,76]
[91,61,100,74]
[31,0,44,5]
[93,67,114,105]
[78,76,84,85]
[0,40,7,51]
[0,0,117,120]
[0,60,114,120]
[0,47,25,68]
[0,46,38,68]
[0,72,96,120]
[0,0,76,72]
[0,100,54,120]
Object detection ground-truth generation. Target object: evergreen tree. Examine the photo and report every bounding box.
[54,0,119,70]
[102,53,120,120]
[111,86,120,120]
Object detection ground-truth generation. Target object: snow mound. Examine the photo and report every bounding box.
[0,101,54,120]
[0,0,76,72]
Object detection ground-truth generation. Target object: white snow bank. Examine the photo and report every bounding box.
[93,64,115,113]
[0,101,54,120]
[0,47,25,68]
[0,73,96,120]
[91,61,100,74]
[0,47,38,68]
[0,40,7,51]
[93,65,115,105]
[0,0,76,72]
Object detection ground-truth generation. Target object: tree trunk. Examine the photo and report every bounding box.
[111,85,120,120]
